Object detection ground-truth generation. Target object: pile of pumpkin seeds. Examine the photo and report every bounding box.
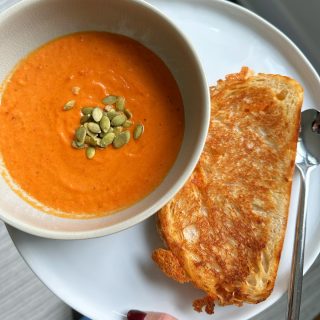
[70,95,144,159]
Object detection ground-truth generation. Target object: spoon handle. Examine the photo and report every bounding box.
[286,166,311,320]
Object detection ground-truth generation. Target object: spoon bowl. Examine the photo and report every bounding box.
[297,109,320,165]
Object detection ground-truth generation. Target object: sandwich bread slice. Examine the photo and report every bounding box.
[152,67,303,314]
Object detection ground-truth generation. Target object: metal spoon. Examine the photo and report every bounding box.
[287,109,320,320]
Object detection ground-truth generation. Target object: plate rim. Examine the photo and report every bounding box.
[5,0,320,319]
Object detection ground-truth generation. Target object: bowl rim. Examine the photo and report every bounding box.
[0,0,210,239]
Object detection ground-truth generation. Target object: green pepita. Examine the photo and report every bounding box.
[63,100,76,111]
[86,137,101,147]
[87,122,101,134]
[100,116,110,133]
[115,96,125,111]
[80,114,91,124]
[113,131,130,149]
[71,93,138,158]
[104,105,114,112]
[111,114,127,127]
[99,132,107,138]
[84,136,98,146]
[123,120,133,128]
[96,138,102,147]
[100,133,115,147]
[124,109,132,119]
[106,109,118,120]
[75,126,86,144]
[86,147,96,159]
[102,95,118,105]
[86,129,98,139]
[133,123,144,140]
[113,126,123,136]
[81,107,93,115]
[72,140,85,149]
[85,136,91,144]
[92,107,103,122]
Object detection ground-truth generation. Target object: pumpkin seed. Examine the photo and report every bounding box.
[72,140,85,149]
[77,141,85,148]
[111,114,127,127]
[92,107,103,122]
[99,132,107,138]
[102,95,118,105]
[87,122,101,134]
[82,107,93,115]
[69,93,137,158]
[123,120,133,128]
[104,105,114,112]
[80,114,91,124]
[95,138,102,147]
[85,136,91,144]
[100,133,115,147]
[113,126,123,136]
[133,123,144,140]
[72,86,80,95]
[83,124,97,140]
[106,109,118,120]
[86,147,96,159]
[75,126,86,144]
[113,131,130,149]
[115,96,125,111]
[100,116,110,133]
[124,109,132,119]
[85,136,98,146]
[63,100,76,111]
[86,130,97,139]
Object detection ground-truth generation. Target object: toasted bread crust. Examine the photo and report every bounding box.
[152,248,190,283]
[193,296,215,314]
[153,68,303,313]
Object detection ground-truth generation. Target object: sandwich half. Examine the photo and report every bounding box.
[152,67,303,314]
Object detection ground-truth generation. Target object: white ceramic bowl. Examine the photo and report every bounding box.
[0,0,209,239]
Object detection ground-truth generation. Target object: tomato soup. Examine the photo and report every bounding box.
[0,32,184,218]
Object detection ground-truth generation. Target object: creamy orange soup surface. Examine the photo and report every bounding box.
[0,32,184,218]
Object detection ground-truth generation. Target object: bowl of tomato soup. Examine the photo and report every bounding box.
[0,0,209,239]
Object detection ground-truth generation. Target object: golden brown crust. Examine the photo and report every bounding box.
[153,67,303,313]
[193,296,215,314]
[152,248,190,283]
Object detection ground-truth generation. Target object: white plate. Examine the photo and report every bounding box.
[6,0,320,319]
